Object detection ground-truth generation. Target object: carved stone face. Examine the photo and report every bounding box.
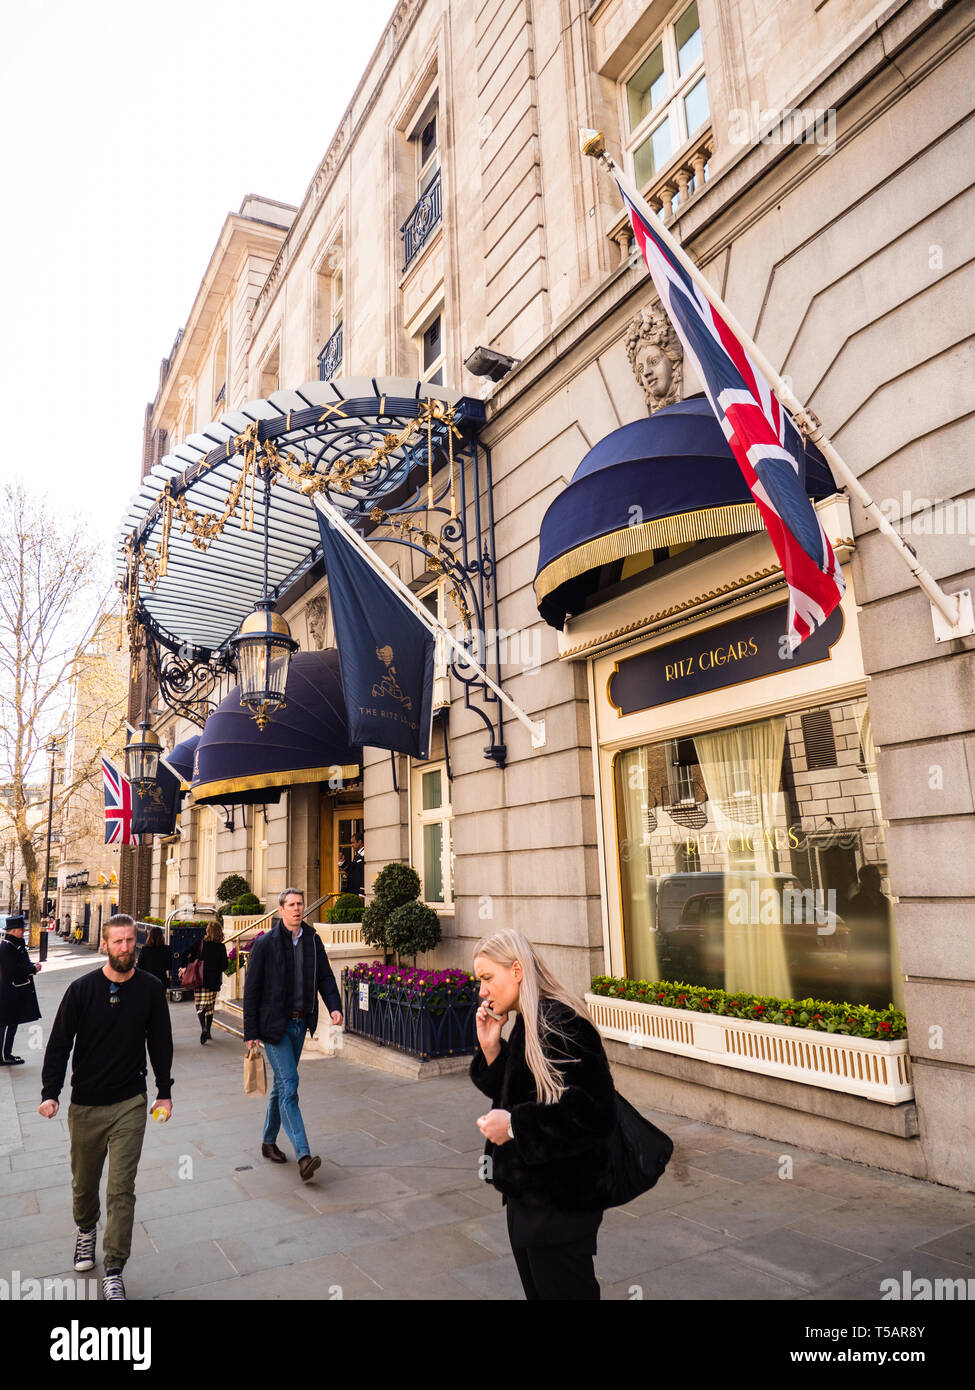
[635,340,674,401]
[306,594,329,649]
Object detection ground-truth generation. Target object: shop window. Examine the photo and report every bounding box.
[621,1,709,193]
[614,697,899,1010]
[412,762,453,907]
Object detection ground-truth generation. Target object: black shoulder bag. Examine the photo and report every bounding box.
[604,1092,674,1207]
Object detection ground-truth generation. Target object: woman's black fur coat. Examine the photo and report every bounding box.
[470,999,616,1211]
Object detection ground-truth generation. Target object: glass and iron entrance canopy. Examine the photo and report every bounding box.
[533,397,838,630]
[115,376,485,658]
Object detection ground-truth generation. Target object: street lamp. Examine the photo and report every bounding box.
[43,737,59,932]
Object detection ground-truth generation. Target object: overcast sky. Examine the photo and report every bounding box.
[0,0,398,575]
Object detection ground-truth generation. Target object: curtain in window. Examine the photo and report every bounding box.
[694,717,791,996]
[618,746,659,981]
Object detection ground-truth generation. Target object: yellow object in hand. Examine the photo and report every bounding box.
[152,1106,168,1123]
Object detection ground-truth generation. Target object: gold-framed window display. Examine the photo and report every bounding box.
[613,695,901,1010]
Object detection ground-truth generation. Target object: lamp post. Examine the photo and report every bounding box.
[42,737,58,944]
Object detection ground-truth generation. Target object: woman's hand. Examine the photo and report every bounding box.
[475,1003,507,1063]
[476,1109,512,1145]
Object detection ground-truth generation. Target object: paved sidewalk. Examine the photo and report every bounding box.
[0,936,972,1300]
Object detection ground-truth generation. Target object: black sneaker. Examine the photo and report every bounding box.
[73,1226,97,1272]
[102,1268,126,1301]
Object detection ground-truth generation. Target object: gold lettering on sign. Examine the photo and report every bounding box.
[664,634,759,683]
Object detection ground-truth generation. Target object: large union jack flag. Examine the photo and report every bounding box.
[619,182,845,648]
[102,756,140,845]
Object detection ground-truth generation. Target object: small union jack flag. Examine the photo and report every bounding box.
[102,756,140,845]
[618,182,845,649]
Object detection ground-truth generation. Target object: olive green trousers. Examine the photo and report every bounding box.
[67,1093,147,1269]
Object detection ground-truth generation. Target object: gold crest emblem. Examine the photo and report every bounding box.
[372,644,413,710]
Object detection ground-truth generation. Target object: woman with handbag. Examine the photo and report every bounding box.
[137,927,171,993]
[470,929,617,1301]
[189,923,228,1044]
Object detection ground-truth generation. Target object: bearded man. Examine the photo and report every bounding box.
[39,913,174,1301]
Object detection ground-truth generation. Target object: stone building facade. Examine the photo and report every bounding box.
[125,0,975,1189]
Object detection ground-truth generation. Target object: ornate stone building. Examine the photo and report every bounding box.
[121,0,975,1189]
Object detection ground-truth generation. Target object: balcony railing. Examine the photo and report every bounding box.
[401,168,442,272]
[608,126,714,264]
[317,324,343,382]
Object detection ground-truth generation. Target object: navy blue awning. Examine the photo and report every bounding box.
[534,396,837,629]
[162,735,200,790]
[191,649,361,806]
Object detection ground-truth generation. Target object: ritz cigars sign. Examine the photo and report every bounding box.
[608,601,844,716]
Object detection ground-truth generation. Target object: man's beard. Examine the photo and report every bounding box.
[107,948,135,973]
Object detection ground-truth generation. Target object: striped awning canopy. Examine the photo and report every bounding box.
[115,377,482,656]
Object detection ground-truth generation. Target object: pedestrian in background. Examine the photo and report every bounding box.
[193,920,228,1044]
[39,913,173,1301]
[0,914,41,1065]
[471,929,616,1301]
[137,926,171,993]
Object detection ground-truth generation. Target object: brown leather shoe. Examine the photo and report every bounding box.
[298,1154,321,1183]
[261,1142,287,1163]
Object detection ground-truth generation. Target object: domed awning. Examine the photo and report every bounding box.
[533,396,837,629]
[161,734,200,790]
[190,649,361,805]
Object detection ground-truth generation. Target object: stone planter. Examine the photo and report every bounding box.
[586,993,913,1105]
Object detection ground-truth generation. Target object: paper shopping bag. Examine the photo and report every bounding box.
[243,1045,266,1096]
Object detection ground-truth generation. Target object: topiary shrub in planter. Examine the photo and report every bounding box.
[360,863,441,963]
[386,900,441,961]
[217,874,250,907]
[327,893,365,924]
[225,893,263,916]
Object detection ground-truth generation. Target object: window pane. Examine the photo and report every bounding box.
[420,114,437,164]
[626,43,665,131]
[422,315,441,370]
[423,822,444,902]
[676,2,702,74]
[422,768,442,811]
[633,117,672,188]
[615,700,900,1010]
[684,74,709,135]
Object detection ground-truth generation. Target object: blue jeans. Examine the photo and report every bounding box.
[262,1019,310,1159]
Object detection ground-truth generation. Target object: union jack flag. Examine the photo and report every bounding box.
[102,757,140,845]
[619,182,845,648]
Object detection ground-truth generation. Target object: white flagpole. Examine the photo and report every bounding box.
[313,495,547,749]
[580,130,974,641]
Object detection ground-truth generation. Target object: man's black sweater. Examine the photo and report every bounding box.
[41,967,174,1107]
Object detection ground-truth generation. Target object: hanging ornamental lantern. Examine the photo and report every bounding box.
[228,600,299,731]
[124,721,161,791]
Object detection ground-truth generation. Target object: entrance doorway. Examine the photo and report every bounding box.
[318,793,363,902]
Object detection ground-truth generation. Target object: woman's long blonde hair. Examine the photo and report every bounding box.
[473,930,591,1104]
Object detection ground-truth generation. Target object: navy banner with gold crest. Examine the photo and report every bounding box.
[316,506,435,758]
[130,759,181,836]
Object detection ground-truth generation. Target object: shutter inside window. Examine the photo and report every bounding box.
[801,709,837,769]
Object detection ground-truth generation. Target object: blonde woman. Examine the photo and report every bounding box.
[193,921,228,1044]
[471,930,616,1301]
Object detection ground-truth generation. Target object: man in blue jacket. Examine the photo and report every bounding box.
[243,887,342,1182]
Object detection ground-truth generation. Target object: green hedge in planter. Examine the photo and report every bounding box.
[591,976,907,1041]
[327,893,365,924]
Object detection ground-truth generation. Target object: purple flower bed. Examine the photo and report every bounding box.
[345,961,478,1015]
[342,961,478,1058]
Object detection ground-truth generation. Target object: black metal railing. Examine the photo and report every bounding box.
[317,325,343,382]
[401,169,442,272]
[343,978,476,1060]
